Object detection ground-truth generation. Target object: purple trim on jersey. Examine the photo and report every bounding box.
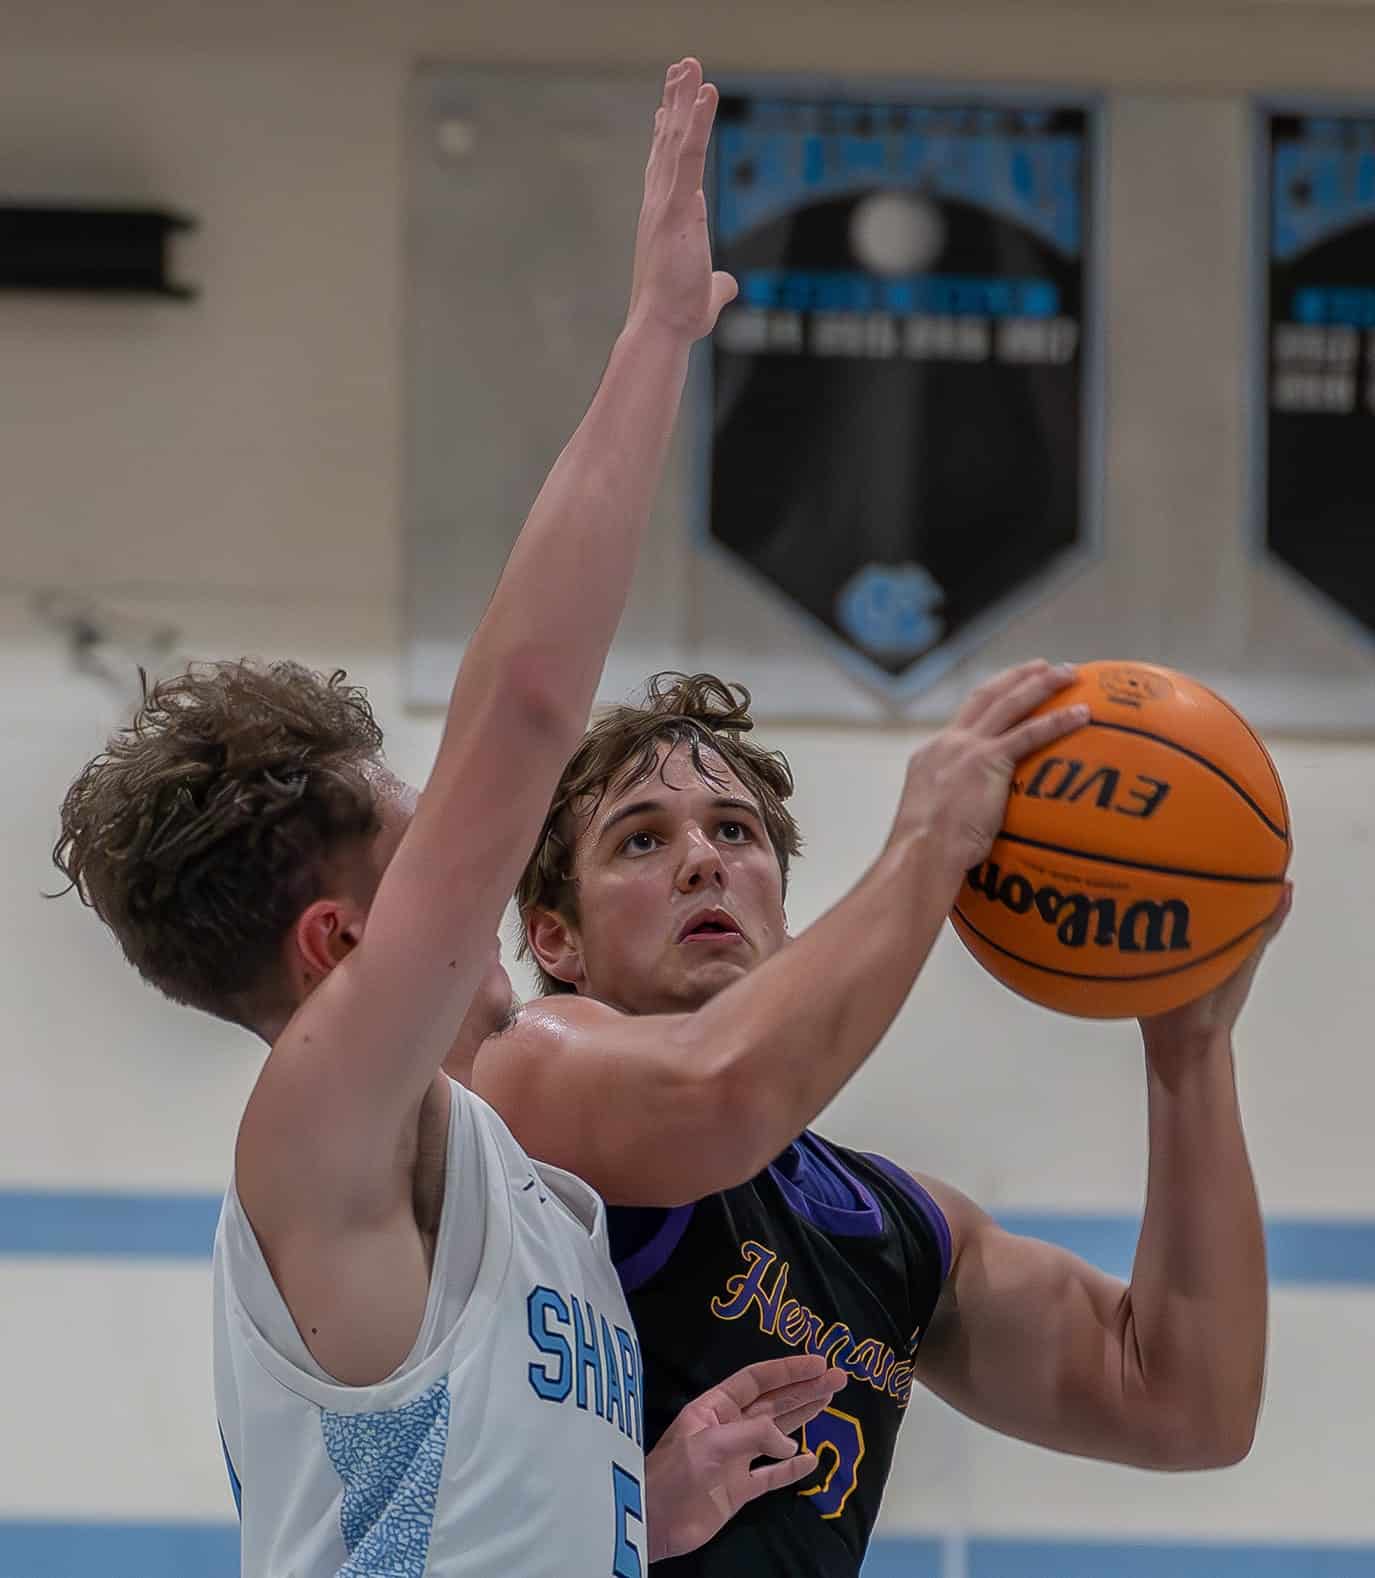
[863,1151,954,1282]
[615,1203,695,1293]
[767,1132,886,1238]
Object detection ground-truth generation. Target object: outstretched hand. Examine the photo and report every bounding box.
[644,1353,846,1563]
[626,58,738,342]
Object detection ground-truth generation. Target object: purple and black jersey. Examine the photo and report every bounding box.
[608,1131,951,1577]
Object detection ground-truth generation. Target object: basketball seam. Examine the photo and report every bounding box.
[1205,687,1293,836]
[950,904,1280,984]
[1081,720,1290,844]
[993,830,1289,884]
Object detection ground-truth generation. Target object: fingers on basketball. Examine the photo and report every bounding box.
[976,663,1079,738]
[955,658,1058,730]
[1001,701,1091,763]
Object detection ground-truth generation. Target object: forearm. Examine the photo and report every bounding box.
[682,831,964,1160]
[443,320,692,747]
[1125,1031,1266,1461]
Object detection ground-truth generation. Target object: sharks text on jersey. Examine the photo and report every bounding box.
[526,1285,646,1446]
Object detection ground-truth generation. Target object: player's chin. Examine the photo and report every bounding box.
[674,951,751,999]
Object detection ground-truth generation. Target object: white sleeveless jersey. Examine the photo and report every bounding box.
[213,1078,648,1578]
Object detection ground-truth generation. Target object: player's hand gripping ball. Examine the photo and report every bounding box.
[950,661,1291,1018]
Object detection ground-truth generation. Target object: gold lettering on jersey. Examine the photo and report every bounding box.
[710,1239,915,1406]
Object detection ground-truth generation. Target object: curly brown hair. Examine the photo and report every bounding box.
[53,660,387,1026]
[515,672,803,997]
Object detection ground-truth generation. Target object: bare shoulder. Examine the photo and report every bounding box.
[468,991,714,1204]
[475,993,626,1065]
[519,994,627,1031]
[906,1169,990,1269]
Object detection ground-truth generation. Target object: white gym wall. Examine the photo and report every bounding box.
[2,3,1374,1573]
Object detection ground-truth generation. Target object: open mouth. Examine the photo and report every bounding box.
[677,910,745,944]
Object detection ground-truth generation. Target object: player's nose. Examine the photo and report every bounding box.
[675,826,725,893]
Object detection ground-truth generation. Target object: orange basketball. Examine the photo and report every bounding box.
[950,661,1291,1019]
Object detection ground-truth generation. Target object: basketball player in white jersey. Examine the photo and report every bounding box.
[54,61,853,1576]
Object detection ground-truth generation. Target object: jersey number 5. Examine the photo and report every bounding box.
[612,1462,644,1577]
[799,1406,866,1519]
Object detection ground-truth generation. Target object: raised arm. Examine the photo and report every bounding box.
[239,65,734,1251]
[913,902,1287,1469]
[472,662,1091,1204]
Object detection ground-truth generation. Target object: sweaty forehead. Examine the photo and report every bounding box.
[360,759,417,814]
[579,738,756,838]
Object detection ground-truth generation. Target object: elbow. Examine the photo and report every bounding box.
[1195,1365,1265,1469]
[1200,1403,1260,1469]
[1152,1396,1260,1470]
[502,654,587,746]
[1178,1424,1256,1472]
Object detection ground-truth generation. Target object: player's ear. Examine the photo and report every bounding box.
[526,907,585,987]
[293,898,363,987]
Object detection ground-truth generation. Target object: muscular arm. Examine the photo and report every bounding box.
[913,1028,1266,1470]
[474,828,963,1204]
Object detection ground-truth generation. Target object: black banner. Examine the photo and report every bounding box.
[1264,111,1375,637]
[706,91,1096,697]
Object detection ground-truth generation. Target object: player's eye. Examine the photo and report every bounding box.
[620,830,660,856]
[718,820,752,843]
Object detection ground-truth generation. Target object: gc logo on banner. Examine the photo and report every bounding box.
[837,562,945,664]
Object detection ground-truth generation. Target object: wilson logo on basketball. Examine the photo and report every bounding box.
[1011,757,1171,819]
[965,861,1194,954]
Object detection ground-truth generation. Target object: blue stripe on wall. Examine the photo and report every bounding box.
[859,1536,945,1577]
[0,1191,221,1258]
[0,1522,239,1578]
[997,1214,1375,1287]
[6,1527,1374,1578]
[964,1538,1375,1577]
[3,1192,1375,1286]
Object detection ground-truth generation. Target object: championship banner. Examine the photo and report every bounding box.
[706,89,1098,701]
[1263,110,1375,639]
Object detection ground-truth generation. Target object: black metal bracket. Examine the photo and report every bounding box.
[0,204,197,298]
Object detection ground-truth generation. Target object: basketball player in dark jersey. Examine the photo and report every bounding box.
[460,669,1290,1577]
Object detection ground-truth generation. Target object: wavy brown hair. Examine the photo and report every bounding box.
[53,660,386,1026]
[516,672,802,997]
